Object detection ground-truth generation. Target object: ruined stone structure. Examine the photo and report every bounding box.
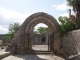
[0,36,3,47]
[6,12,80,60]
[63,30,80,60]
[40,31,50,45]
[32,32,49,45]
[32,34,41,45]
[9,12,61,54]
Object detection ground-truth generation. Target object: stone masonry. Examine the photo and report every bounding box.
[63,30,80,60]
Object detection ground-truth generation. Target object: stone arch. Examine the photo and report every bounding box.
[11,12,60,54]
[22,12,59,33]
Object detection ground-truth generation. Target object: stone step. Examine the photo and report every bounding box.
[27,51,54,54]
[0,52,10,59]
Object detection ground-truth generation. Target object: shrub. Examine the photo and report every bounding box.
[58,16,77,36]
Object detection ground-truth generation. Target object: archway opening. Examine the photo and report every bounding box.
[32,23,50,51]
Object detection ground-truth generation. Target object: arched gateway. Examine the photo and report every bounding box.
[10,12,61,54]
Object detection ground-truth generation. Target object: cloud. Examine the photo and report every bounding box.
[0,6,30,34]
[59,13,69,17]
[0,25,8,34]
[0,6,29,19]
[52,3,72,11]
[59,11,74,17]
[34,23,48,31]
[25,11,31,15]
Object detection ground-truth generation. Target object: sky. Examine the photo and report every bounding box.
[0,0,72,34]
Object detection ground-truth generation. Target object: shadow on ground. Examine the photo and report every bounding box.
[13,54,47,60]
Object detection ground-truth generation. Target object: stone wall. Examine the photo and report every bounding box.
[3,41,11,46]
[32,34,41,45]
[0,40,3,47]
[32,32,49,45]
[63,30,80,60]
[41,31,49,45]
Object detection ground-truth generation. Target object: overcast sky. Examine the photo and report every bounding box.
[0,0,72,34]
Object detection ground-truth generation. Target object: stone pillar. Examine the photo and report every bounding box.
[53,32,61,54]
[0,40,3,47]
[49,32,54,51]
[29,33,32,50]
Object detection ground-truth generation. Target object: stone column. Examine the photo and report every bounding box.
[53,32,61,54]
[29,33,32,50]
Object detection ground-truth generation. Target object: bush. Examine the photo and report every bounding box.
[58,16,77,36]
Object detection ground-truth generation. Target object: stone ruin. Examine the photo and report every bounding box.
[6,12,61,54]
[5,12,80,60]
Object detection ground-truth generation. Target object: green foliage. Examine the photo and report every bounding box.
[6,33,14,40]
[0,34,9,41]
[33,30,39,34]
[41,36,46,42]
[8,22,20,33]
[67,0,80,12]
[67,0,77,6]
[67,0,80,5]
[33,28,39,34]
[33,27,49,34]
[7,22,20,40]
[67,0,80,29]
[58,16,77,36]
[37,27,49,34]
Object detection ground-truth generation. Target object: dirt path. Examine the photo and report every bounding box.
[1,54,65,60]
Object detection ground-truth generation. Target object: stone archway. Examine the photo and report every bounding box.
[11,12,60,54]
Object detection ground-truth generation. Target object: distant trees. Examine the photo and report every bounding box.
[0,34,9,41]
[37,27,49,34]
[33,27,49,34]
[6,22,20,40]
[6,23,48,40]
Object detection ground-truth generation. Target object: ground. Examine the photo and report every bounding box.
[1,54,65,60]
[32,45,48,51]
[0,46,9,55]
[0,45,65,60]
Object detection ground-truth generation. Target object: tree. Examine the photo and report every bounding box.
[37,27,49,34]
[58,16,77,36]
[7,22,20,40]
[33,28,39,34]
[33,27,49,34]
[67,0,80,28]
